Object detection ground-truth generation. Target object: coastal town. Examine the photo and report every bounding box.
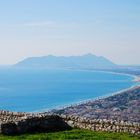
[55,85,140,123]
[53,67,140,124]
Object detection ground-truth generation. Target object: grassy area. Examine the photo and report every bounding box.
[0,129,139,140]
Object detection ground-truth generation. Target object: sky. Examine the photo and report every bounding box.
[0,0,140,65]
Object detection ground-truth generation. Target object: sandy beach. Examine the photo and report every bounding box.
[133,76,140,82]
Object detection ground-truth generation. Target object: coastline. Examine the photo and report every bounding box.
[41,83,140,113]
[0,68,140,113]
[1,78,140,135]
[133,76,140,82]
[37,70,140,113]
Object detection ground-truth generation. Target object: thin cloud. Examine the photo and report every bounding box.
[22,21,54,28]
[18,21,83,31]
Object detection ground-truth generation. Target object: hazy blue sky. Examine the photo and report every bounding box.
[0,0,140,65]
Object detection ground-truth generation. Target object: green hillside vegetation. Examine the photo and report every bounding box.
[0,129,139,140]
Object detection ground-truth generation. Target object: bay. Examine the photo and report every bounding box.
[0,68,135,112]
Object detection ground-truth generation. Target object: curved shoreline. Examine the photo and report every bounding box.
[0,68,140,113]
[37,84,140,113]
[0,69,140,135]
[36,71,140,113]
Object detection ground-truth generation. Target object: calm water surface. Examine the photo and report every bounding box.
[0,68,135,112]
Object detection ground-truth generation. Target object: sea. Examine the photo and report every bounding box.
[0,68,136,112]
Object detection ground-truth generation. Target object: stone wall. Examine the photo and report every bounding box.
[0,113,71,135]
[61,115,140,135]
[0,111,140,135]
[0,110,29,123]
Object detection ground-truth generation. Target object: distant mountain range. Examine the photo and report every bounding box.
[15,54,117,69]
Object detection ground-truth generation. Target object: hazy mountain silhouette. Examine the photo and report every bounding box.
[15,54,117,69]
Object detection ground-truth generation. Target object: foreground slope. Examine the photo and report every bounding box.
[0,129,140,140]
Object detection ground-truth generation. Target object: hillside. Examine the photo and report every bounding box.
[15,54,116,69]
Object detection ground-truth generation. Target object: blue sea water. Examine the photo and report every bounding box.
[0,68,135,112]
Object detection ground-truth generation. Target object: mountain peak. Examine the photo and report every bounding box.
[83,53,96,57]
